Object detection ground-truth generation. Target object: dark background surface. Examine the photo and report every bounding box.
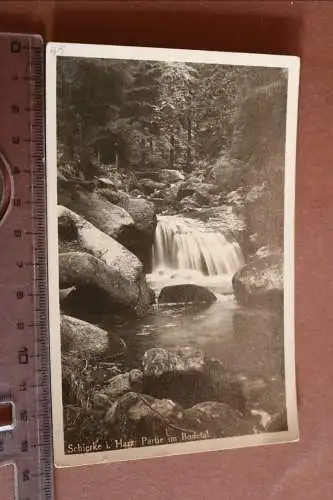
[1,1,333,499]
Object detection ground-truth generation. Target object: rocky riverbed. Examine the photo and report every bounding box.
[58,167,286,449]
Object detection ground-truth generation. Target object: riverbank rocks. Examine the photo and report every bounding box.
[97,187,130,205]
[158,284,217,306]
[63,190,157,270]
[142,348,246,411]
[179,196,200,213]
[58,207,151,316]
[117,197,157,270]
[192,191,211,206]
[64,190,136,243]
[89,363,122,387]
[232,249,283,309]
[118,197,157,239]
[101,391,254,442]
[96,178,118,190]
[58,205,136,271]
[183,402,252,437]
[59,251,150,318]
[139,178,165,195]
[176,179,198,200]
[102,370,144,399]
[201,205,246,235]
[61,314,125,357]
[143,347,206,378]
[164,182,182,201]
[176,179,218,202]
[160,169,185,183]
[104,392,184,438]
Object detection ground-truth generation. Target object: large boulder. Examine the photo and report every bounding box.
[142,347,206,407]
[158,284,217,306]
[59,251,150,318]
[58,207,151,317]
[142,348,246,411]
[64,190,135,243]
[62,189,157,270]
[232,249,283,309]
[183,402,253,437]
[143,347,205,378]
[118,197,157,239]
[58,205,136,271]
[60,314,125,358]
[104,392,184,440]
[117,197,157,270]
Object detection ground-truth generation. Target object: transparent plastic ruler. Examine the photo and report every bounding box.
[0,33,54,500]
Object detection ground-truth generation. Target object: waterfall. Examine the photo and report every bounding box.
[152,215,244,278]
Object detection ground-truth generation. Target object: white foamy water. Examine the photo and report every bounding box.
[149,215,244,294]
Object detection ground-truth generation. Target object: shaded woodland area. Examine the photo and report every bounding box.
[57,56,288,449]
[57,58,287,252]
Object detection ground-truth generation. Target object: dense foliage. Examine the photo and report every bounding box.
[57,56,288,251]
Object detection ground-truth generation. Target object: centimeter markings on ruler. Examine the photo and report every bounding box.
[0,34,53,499]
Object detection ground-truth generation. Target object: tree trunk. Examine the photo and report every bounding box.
[186,116,192,172]
[169,134,175,168]
[185,88,193,172]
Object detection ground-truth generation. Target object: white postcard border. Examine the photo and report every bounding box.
[46,42,300,468]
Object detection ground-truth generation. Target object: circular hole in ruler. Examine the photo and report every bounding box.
[0,152,13,224]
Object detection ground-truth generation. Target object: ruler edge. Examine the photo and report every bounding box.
[0,32,54,499]
[30,34,55,498]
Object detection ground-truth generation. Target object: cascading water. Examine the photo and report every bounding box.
[149,215,244,294]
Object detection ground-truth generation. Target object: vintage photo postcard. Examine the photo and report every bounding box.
[46,43,300,467]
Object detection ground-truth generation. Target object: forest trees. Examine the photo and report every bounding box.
[231,68,288,249]
[56,58,244,179]
[151,62,198,172]
[57,58,132,179]
[57,57,287,179]
[57,56,288,251]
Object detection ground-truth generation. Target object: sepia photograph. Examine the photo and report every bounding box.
[46,44,299,467]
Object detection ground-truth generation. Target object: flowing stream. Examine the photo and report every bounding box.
[111,215,284,417]
[149,215,244,295]
[152,215,244,277]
